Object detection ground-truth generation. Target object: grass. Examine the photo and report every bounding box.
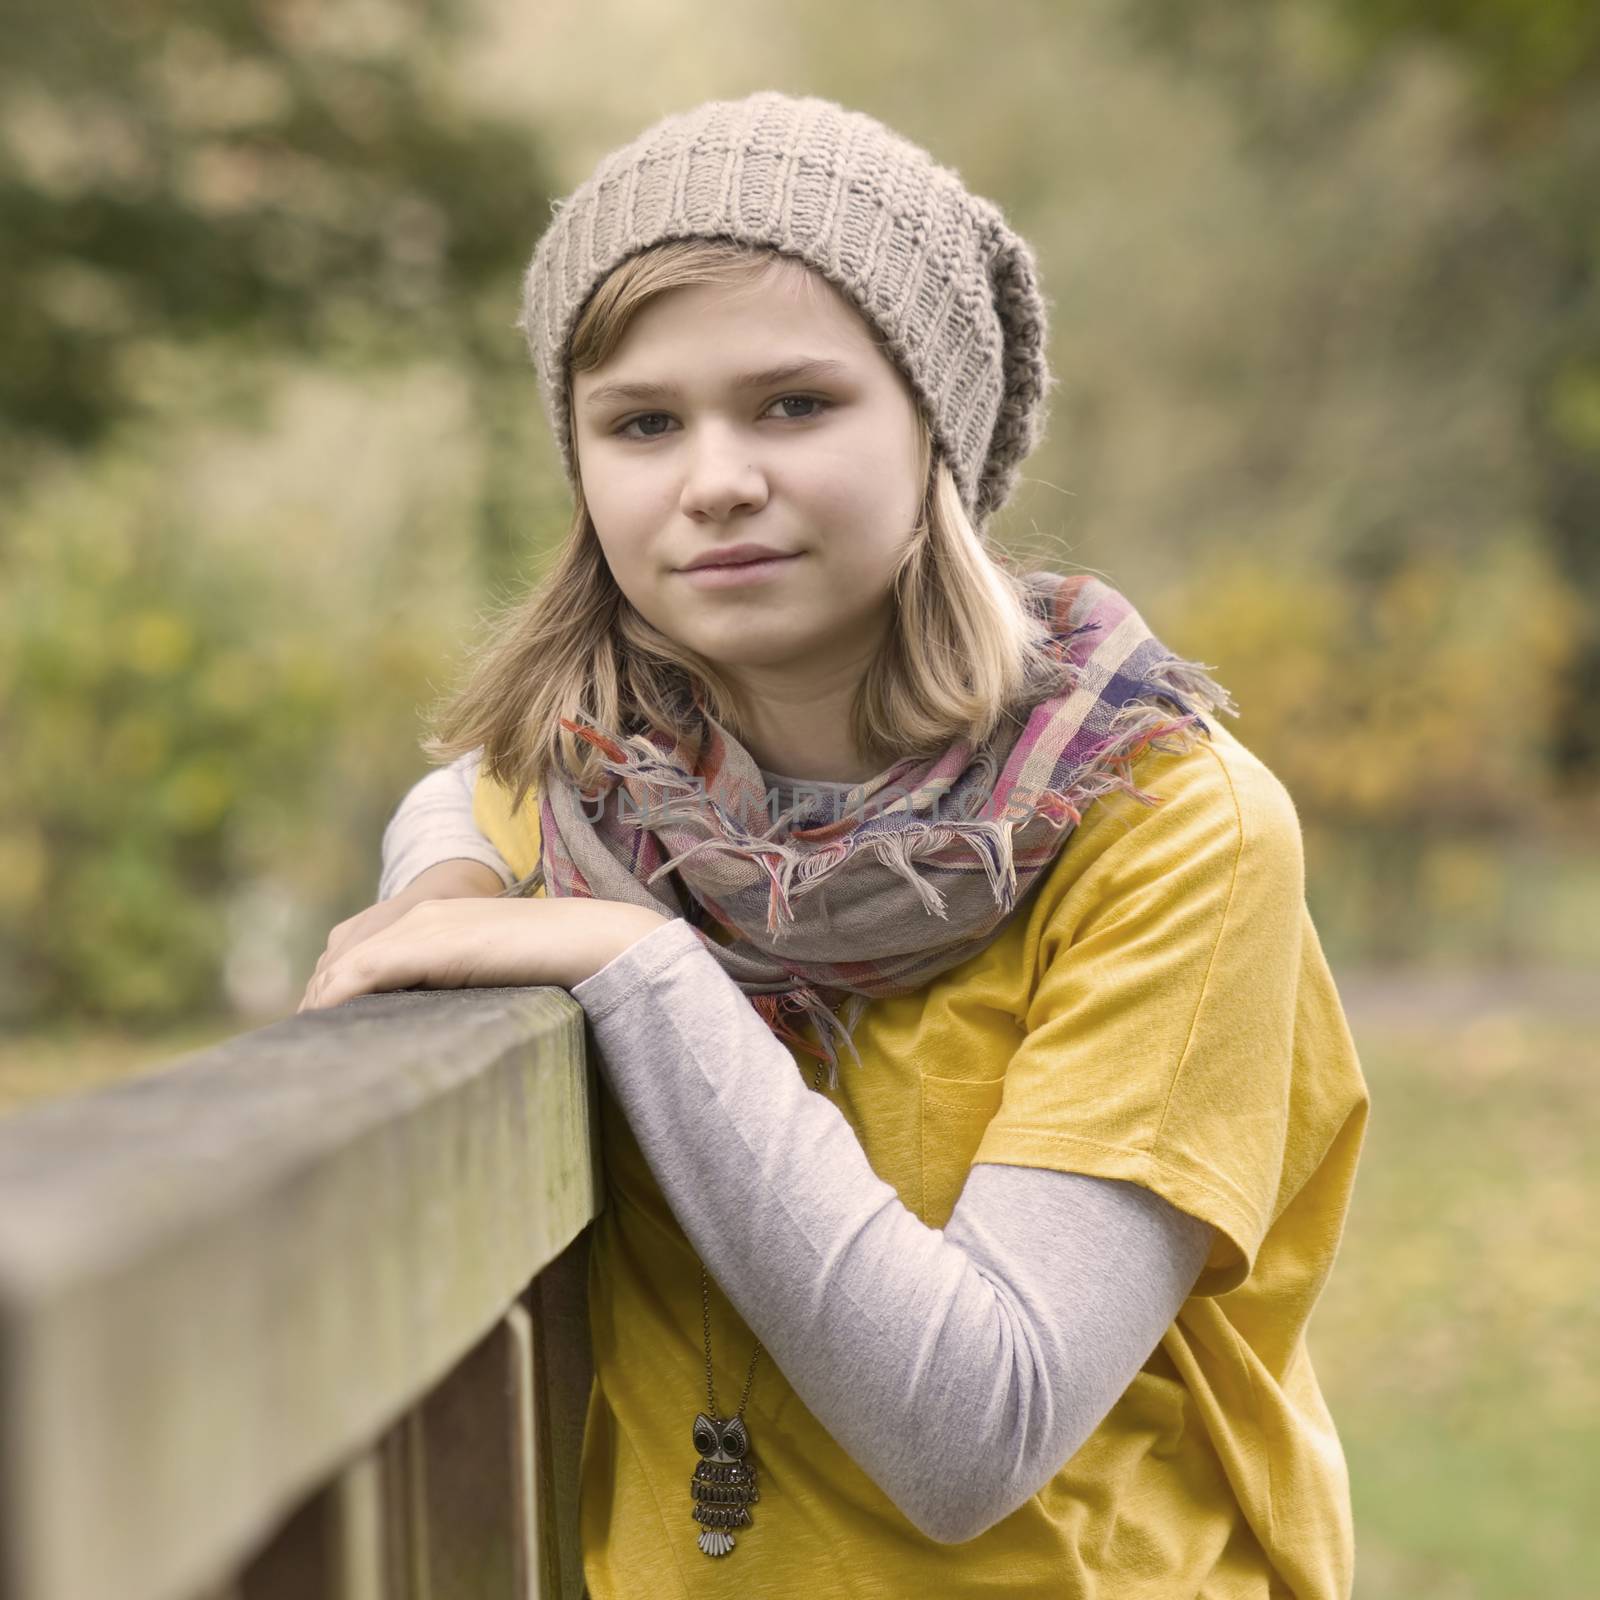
[1315,974,1598,1599]
[1,976,1595,1596]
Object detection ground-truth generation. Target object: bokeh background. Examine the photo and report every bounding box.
[2,1,1596,1593]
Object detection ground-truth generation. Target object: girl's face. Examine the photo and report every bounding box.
[570,260,925,684]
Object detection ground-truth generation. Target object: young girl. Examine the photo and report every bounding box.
[301,92,1369,1599]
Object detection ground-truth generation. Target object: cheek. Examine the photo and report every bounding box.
[591,525,654,611]
[808,417,922,530]
[580,444,668,523]
[587,522,685,644]
[807,462,919,576]
[582,471,662,588]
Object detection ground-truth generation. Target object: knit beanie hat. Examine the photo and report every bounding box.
[518,91,1055,526]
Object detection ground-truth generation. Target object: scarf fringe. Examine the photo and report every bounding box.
[556,656,1236,937]
[750,987,869,1090]
[1143,653,1240,725]
[566,656,1233,937]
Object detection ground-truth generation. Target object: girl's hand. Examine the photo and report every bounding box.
[303,859,507,999]
[297,896,669,1013]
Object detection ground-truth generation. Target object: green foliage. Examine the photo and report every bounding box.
[0,0,567,1024]
[1333,0,1600,104]
[1158,538,1586,960]
[0,0,542,469]
[0,439,462,1025]
[1316,0,1600,786]
[1171,540,1578,828]
[1118,0,1600,785]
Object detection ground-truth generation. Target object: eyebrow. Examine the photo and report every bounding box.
[580,356,854,411]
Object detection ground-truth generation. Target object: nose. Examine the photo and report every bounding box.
[678,422,769,523]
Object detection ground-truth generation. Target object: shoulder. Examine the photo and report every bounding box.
[1090,716,1297,863]
[471,762,544,881]
[1030,717,1305,939]
[1167,719,1302,869]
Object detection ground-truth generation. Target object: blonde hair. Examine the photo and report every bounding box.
[422,239,1067,805]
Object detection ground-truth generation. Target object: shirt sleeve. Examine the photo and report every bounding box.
[571,916,1216,1543]
[975,733,1306,1298]
[377,748,515,901]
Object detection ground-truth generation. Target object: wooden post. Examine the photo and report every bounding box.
[409,1306,541,1598]
[236,1448,385,1600]
[0,985,601,1600]
[522,1234,594,1600]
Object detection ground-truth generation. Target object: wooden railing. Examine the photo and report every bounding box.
[0,985,601,1600]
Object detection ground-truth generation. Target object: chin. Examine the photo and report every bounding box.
[682,629,817,673]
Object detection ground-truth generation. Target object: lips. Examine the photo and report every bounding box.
[678,552,802,589]
[680,544,796,572]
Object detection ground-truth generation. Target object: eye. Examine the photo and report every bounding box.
[612,395,830,440]
[764,394,829,422]
[615,411,674,439]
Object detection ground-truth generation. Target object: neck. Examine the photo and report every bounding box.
[723,662,878,785]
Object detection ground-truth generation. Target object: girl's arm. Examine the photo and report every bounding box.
[378,749,514,902]
[571,917,1214,1545]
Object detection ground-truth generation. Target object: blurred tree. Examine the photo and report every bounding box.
[0,0,563,1026]
[0,0,554,587]
[1120,0,1600,786]
[1334,0,1600,104]
[2,451,335,1021]
[1330,1,1600,790]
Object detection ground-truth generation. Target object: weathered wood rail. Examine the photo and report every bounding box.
[0,986,600,1600]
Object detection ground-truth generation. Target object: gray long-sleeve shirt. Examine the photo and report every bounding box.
[378,752,1215,1541]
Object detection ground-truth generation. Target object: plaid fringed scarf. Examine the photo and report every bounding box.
[507,572,1236,1086]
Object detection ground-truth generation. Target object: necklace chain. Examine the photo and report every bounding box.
[700,1259,763,1420]
[698,1059,825,1421]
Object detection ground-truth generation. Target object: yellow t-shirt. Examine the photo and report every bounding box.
[475,718,1369,1600]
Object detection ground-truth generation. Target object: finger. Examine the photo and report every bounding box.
[320,919,367,969]
[305,954,337,998]
[299,904,450,1013]
[298,960,343,1012]
[311,915,382,987]
[298,958,353,1014]
[311,942,419,1013]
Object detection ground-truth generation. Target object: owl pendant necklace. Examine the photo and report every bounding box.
[691,1259,763,1557]
[689,1059,831,1556]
